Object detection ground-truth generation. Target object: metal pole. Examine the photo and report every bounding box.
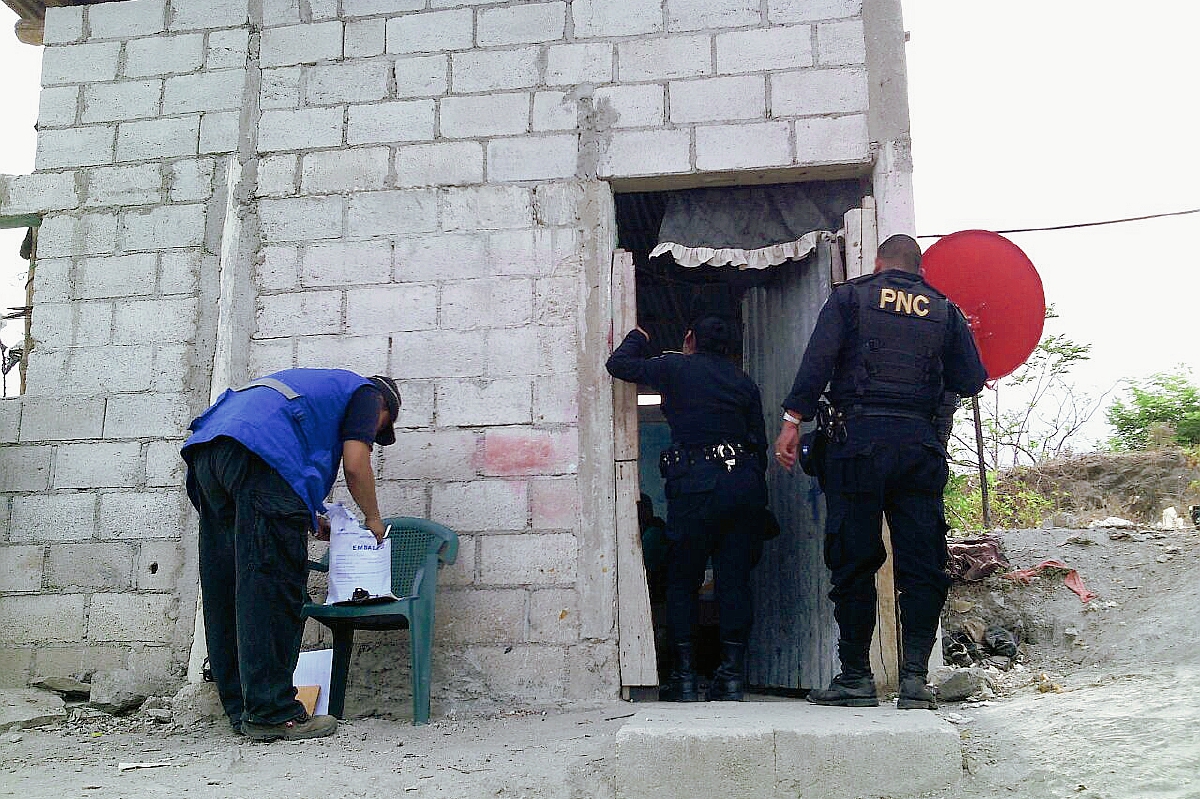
[971,395,991,529]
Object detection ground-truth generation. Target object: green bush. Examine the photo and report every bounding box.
[944,469,1056,531]
[1107,368,1200,451]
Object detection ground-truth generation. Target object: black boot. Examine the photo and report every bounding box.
[707,641,746,701]
[807,670,879,707]
[660,642,700,702]
[897,673,937,710]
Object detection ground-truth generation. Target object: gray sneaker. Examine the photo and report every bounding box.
[242,713,337,741]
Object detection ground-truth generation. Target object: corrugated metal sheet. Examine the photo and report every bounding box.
[743,237,838,690]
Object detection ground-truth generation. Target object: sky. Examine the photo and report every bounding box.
[1,1,1198,436]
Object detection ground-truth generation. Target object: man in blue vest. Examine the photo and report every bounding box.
[774,235,986,710]
[182,369,401,741]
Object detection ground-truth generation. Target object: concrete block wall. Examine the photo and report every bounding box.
[0,0,900,706]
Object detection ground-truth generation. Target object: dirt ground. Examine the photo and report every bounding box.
[3,522,1198,799]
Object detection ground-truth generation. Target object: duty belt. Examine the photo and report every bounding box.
[660,441,756,473]
[842,406,935,424]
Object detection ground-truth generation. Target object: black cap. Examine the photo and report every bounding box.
[368,375,401,446]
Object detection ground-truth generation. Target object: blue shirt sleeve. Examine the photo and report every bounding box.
[606,329,675,392]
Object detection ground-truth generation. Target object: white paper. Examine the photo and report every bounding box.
[325,502,396,604]
[293,649,333,717]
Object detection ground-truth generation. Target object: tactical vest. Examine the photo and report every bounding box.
[828,271,950,415]
[183,368,370,525]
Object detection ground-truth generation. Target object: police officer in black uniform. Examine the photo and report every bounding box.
[607,314,769,702]
[774,234,987,709]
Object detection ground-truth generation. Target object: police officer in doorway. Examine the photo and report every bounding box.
[607,313,769,702]
[774,235,986,709]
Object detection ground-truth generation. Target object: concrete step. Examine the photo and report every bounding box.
[614,700,961,799]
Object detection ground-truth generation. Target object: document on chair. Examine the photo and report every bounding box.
[325,502,397,604]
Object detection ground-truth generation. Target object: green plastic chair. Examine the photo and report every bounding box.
[302,516,459,725]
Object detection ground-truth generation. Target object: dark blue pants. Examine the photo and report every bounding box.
[822,436,951,675]
[186,437,310,726]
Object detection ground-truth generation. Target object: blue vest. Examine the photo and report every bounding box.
[182,369,370,524]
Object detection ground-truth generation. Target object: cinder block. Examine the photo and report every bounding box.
[305,61,390,105]
[8,492,95,542]
[534,325,578,379]
[528,587,579,643]
[670,75,765,124]
[301,240,392,286]
[442,278,533,329]
[533,275,577,326]
[344,0,424,15]
[0,595,86,644]
[207,29,251,69]
[441,185,534,231]
[40,41,120,85]
[75,253,156,299]
[257,154,298,197]
[19,397,105,442]
[566,641,620,700]
[391,380,434,429]
[378,430,478,480]
[3,171,80,215]
[366,480,429,519]
[258,106,344,151]
[451,48,540,93]
[695,121,791,171]
[30,645,127,681]
[152,343,195,393]
[594,84,664,128]
[479,532,577,584]
[478,428,578,477]
[135,540,184,591]
[668,0,760,31]
[716,25,813,74]
[0,398,19,442]
[260,21,343,67]
[771,66,868,117]
[394,141,484,188]
[300,148,390,194]
[41,4,84,45]
[390,330,484,379]
[485,326,539,377]
[167,159,216,203]
[385,9,473,54]
[146,440,187,488]
[347,189,439,237]
[347,100,437,146]
[529,476,579,529]
[394,55,448,98]
[45,542,135,591]
[0,446,53,493]
[817,18,866,65]
[463,644,568,701]
[258,196,343,242]
[431,479,527,532]
[88,593,177,643]
[434,588,526,644]
[598,129,691,178]
[53,442,142,489]
[35,126,115,170]
[123,33,205,77]
[82,164,162,208]
[200,110,240,154]
[793,113,869,163]
[395,232,488,282]
[345,283,438,334]
[96,491,186,540]
[533,375,578,425]
[260,67,301,109]
[488,136,579,183]
[769,0,861,24]
[440,93,530,139]
[247,340,295,376]
[102,392,194,438]
[116,116,201,162]
[0,648,32,687]
[531,184,584,227]
[477,2,566,47]
[436,378,533,427]
[618,34,711,81]
[120,204,206,251]
[57,346,154,395]
[256,289,341,338]
[163,69,246,114]
[532,91,578,132]
[168,0,249,30]
[87,0,166,39]
[33,212,117,259]
[294,335,390,375]
[573,0,662,37]
[436,531,473,586]
[345,19,386,57]
[36,85,80,128]
[82,79,163,124]
[0,545,45,592]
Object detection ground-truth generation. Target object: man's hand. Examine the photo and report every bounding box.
[312,515,331,541]
[774,423,800,471]
[365,516,387,545]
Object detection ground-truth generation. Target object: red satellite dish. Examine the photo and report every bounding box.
[922,230,1045,381]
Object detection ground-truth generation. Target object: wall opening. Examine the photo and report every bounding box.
[0,220,36,398]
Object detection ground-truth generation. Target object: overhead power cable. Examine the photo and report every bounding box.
[917,207,1200,239]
